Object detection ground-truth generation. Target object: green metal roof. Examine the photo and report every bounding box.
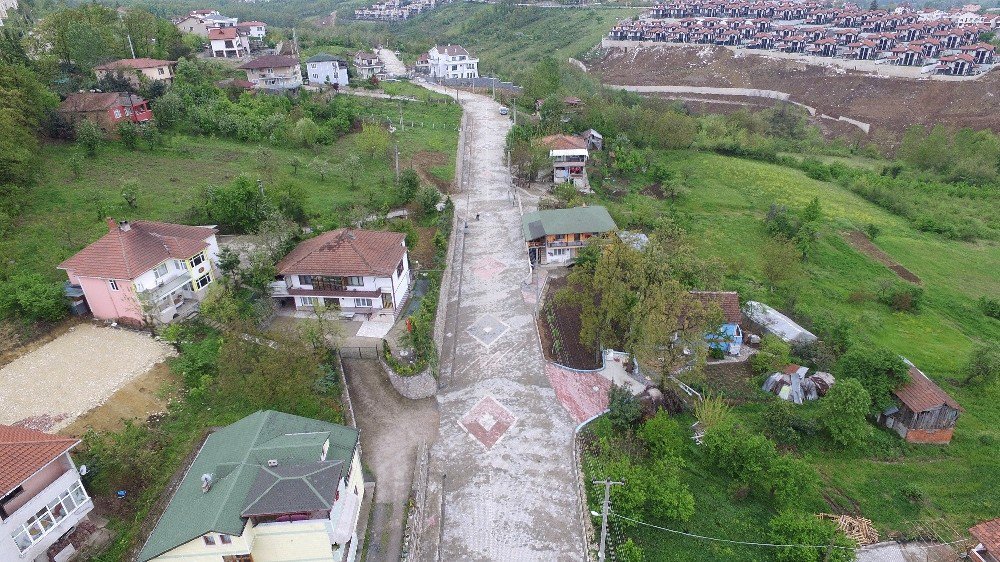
[521,206,617,241]
[137,411,359,562]
[305,52,343,63]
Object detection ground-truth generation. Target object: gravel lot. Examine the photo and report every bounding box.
[0,323,175,431]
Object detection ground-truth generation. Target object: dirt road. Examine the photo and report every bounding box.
[378,49,408,77]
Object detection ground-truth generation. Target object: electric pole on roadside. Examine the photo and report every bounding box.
[593,479,624,562]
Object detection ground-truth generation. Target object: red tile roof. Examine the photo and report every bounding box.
[539,134,588,151]
[893,365,963,413]
[690,291,742,324]
[94,58,176,71]
[971,519,1000,555]
[0,425,79,497]
[58,92,146,114]
[209,27,238,40]
[277,229,406,277]
[237,21,267,27]
[59,220,216,280]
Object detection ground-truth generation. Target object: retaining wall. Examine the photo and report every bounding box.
[378,356,438,399]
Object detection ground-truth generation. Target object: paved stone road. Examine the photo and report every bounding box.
[418,83,586,561]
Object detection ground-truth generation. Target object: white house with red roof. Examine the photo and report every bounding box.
[427,44,479,79]
[0,425,92,562]
[236,20,267,39]
[208,27,249,58]
[271,229,411,320]
[58,219,219,325]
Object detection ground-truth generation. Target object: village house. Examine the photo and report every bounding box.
[94,58,177,85]
[236,20,267,40]
[583,129,604,151]
[209,27,250,58]
[539,134,589,188]
[57,91,152,134]
[878,361,963,444]
[271,229,411,320]
[58,219,219,325]
[0,425,93,562]
[969,518,1000,562]
[238,55,303,90]
[353,51,386,80]
[521,206,617,265]
[427,44,479,79]
[415,52,430,73]
[174,9,237,37]
[137,411,365,562]
[305,53,349,88]
[690,291,743,355]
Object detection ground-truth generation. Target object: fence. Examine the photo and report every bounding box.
[339,345,381,360]
[427,76,523,94]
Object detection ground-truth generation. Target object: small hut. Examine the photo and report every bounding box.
[878,361,962,444]
[762,364,835,404]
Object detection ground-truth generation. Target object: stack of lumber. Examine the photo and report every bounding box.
[817,513,880,545]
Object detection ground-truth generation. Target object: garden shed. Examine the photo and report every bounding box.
[742,301,817,344]
[878,361,963,445]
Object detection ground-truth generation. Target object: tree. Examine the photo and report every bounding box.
[646,457,695,522]
[152,90,184,130]
[703,424,777,484]
[768,511,855,562]
[835,345,909,412]
[357,123,391,161]
[767,454,819,510]
[638,410,684,459]
[416,186,441,217]
[963,343,1000,386]
[120,178,140,210]
[615,538,644,562]
[398,168,420,205]
[0,273,67,322]
[761,238,804,294]
[205,175,272,233]
[607,384,642,431]
[310,157,332,181]
[140,123,162,150]
[820,378,872,448]
[76,121,104,158]
[801,197,823,224]
[118,121,140,150]
[293,117,319,147]
[751,334,791,375]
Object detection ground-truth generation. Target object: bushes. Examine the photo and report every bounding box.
[702,424,776,485]
[751,334,791,375]
[835,345,909,412]
[820,378,871,448]
[875,279,923,312]
[0,273,66,322]
[768,511,855,562]
[963,343,1000,386]
[979,296,1000,320]
[203,175,273,234]
[76,120,104,157]
[608,384,642,430]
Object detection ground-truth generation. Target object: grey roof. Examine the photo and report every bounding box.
[306,53,343,63]
[520,206,617,241]
[241,461,345,517]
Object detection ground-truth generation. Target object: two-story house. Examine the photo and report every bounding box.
[969,518,1000,562]
[353,51,385,80]
[209,27,249,58]
[539,134,590,187]
[271,229,411,321]
[58,219,219,326]
[427,44,479,79]
[305,53,349,88]
[238,55,303,90]
[138,410,365,562]
[236,20,267,40]
[1,425,93,562]
[94,58,177,86]
[57,92,153,134]
[522,206,617,265]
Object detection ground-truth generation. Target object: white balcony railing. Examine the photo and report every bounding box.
[10,479,91,555]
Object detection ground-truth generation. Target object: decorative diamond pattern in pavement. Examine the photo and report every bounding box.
[472,255,508,280]
[467,313,509,347]
[458,396,516,451]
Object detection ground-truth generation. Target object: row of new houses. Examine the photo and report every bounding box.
[58,220,412,326]
[353,0,444,21]
[173,10,268,58]
[1,410,367,562]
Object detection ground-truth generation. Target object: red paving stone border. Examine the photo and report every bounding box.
[545,363,612,424]
[458,396,517,450]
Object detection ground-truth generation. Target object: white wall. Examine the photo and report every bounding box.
[307,61,349,87]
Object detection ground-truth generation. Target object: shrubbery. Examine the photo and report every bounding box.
[0,273,66,322]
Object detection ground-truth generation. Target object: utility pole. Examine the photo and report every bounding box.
[593,480,623,562]
[394,143,400,180]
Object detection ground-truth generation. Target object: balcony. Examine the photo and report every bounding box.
[9,473,92,560]
[547,239,587,248]
[147,272,194,302]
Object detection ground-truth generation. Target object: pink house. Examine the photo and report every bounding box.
[58,219,220,325]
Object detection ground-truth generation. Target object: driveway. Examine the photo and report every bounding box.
[417,85,586,560]
[378,49,408,77]
[0,323,175,431]
[343,359,439,561]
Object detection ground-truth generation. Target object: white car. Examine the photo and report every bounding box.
[499,106,509,116]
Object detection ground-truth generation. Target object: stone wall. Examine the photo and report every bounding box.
[379,356,438,399]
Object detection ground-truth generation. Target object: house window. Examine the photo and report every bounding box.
[203,535,216,546]
[220,534,232,544]
[300,296,319,307]
[193,272,213,290]
[299,275,313,286]
[113,109,122,119]
[108,279,120,291]
[355,298,373,308]
[396,260,404,276]
[312,73,318,78]
[0,485,24,519]
[158,67,164,75]
[223,555,253,562]
[346,276,363,287]
[10,482,88,553]
[153,263,169,279]
[189,252,206,267]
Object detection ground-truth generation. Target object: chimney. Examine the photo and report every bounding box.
[201,473,213,493]
[106,217,117,232]
[119,220,131,232]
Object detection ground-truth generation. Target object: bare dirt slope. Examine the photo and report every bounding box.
[591,44,1000,136]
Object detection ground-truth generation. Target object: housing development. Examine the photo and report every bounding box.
[0,0,998,562]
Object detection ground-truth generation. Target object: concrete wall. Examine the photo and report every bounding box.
[378,356,437,399]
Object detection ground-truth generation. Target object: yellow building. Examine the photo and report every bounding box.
[138,411,365,562]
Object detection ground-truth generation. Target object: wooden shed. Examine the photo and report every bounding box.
[878,362,962,445]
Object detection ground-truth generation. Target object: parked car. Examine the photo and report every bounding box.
[499,106,509,115]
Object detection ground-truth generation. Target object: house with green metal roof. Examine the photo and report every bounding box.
[138,410,364,562]
[521,205,617,265]
[306,53,349,88]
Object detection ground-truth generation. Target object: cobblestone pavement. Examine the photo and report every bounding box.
[418,84,586,561]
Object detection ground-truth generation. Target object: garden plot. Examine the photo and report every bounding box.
[0,323,175,431]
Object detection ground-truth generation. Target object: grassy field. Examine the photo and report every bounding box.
[582,150,1000,559]
[338,3,638,81]
[1,96,460,283]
